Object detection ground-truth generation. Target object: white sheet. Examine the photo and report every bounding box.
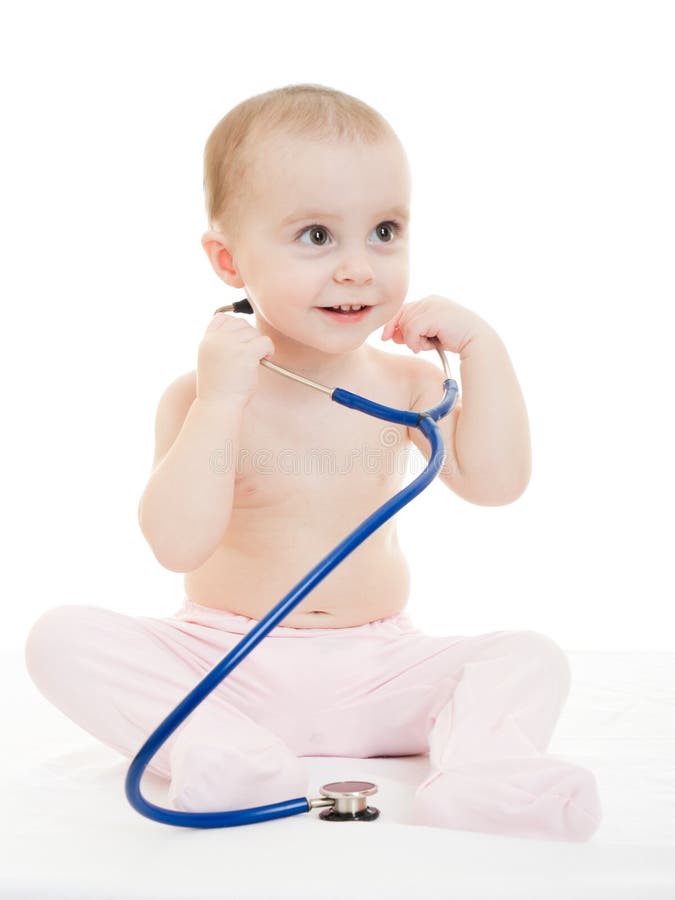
[2,648,674,899]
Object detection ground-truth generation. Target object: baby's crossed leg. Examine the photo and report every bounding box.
[24,604,310,813]
[409,629,602,841]
[24,605,603,838]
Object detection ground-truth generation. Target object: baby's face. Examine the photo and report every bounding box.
[225,132,411,352]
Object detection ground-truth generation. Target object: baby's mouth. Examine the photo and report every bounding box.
[317,304,373,319]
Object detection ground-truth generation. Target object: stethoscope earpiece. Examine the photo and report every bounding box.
[213,298,254,316]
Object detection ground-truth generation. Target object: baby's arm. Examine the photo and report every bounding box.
[138,373,246,572]
[407,328,531,506]
[138,311,273,572]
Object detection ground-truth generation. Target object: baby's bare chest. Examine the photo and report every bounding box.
[231,404,409,514]
[184,363,416,622]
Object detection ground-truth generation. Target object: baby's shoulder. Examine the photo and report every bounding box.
[366,343,408,376]
[149,369,197,472]
[383,346,449,405]
[166,368,197,405]
[365,344,420,403]
[178,368,197,392]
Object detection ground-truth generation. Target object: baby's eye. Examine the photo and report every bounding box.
[296,220,403,247]
[298,225,331,246]
[373,221,400,243]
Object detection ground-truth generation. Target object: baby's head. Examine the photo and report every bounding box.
[201,83,411,357]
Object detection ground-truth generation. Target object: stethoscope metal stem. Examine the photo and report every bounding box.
[259,358,333,396]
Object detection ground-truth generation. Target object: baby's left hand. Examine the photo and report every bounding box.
[381,295,491,356]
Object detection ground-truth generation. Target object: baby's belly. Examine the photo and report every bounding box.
[183,518,411,628]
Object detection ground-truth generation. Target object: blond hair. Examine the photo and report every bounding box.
[203,83,397,238]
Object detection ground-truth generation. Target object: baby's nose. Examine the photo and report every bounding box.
[333,259,375,285]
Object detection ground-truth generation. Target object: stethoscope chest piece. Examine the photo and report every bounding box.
[314,781,380,821]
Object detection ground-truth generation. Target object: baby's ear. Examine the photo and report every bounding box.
[200,230,244,288]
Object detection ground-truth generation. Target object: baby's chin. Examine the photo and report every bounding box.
[301,333,371,356]
[261,309,380,357]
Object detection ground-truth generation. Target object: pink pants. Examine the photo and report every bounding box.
[24,599,602,841]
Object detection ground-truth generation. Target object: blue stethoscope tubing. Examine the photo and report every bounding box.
[125,327,459,828]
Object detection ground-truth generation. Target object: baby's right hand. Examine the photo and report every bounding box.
[197,312,275,405]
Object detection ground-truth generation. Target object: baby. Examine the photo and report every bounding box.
[24,83,601,842]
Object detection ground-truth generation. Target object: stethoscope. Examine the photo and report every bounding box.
[125,297,459,827]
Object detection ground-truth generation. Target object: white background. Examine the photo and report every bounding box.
[2,1,672,651]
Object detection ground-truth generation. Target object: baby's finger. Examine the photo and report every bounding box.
[206,312,230,332]
[381,313,404,341]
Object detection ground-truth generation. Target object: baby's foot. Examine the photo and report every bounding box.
[411,756,601,842]
[169,739,310,814]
